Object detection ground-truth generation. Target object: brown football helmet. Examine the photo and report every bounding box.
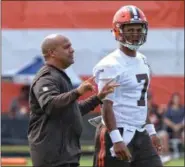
[112,5,148,50]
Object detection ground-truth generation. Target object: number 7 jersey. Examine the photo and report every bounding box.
[93,49,151,128]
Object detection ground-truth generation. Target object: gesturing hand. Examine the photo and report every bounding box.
[76,76,96,95]
[97,78,120,100]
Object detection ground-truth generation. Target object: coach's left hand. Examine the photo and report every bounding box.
[150,134,162,154]
[97,79,120,100]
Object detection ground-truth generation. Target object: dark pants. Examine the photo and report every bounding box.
[93,124,163,167]
[36,163,79,167]
[59,163,79,167]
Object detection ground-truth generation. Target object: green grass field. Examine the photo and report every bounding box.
[26,156,184,166]
[164,158,184,166]
[1,145,184,166]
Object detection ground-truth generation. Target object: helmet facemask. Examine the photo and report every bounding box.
[114,22,148,50]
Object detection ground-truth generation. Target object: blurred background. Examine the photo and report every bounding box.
[1,1,184,166]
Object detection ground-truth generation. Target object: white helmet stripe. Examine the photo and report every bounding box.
[131,6,138,16]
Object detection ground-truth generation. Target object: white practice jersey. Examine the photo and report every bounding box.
[93,49,151,128]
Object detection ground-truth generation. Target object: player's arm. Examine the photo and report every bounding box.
[98,78,131,161]
[100,81,121,145]
[93,66,117,129]
[93,65,131,160]
[145,100,162,153]
[145,91,157,136]
[97,77,119,132]
[145,110,157,136]
[146,107,152,124]
[102,94,131,161]
[102,100,117,132]
[96,76,118,133]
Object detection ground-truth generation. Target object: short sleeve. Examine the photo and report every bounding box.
[93,65,120,102]
[93,65,120,81]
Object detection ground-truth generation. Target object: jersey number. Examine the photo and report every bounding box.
[136,74,149,106]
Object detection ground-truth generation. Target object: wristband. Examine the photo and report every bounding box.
[109,129,123,143]
[145,124,157,136]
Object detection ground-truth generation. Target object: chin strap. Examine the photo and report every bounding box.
[119,41,140,51]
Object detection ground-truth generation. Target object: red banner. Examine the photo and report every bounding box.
[2,76,184,113]
[2,1,184,28]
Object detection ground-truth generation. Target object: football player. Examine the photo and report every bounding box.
[92,5,163,167]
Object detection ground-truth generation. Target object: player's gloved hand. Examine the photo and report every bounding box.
[113,141,132,161]
[97,78,120,100]
[150,134,162,154]
[76,76,96,95]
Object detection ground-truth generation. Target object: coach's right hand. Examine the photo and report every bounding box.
[113,141,132,161]
[76,76,96,95]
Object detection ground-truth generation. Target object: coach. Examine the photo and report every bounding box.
[27,34,118,167]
